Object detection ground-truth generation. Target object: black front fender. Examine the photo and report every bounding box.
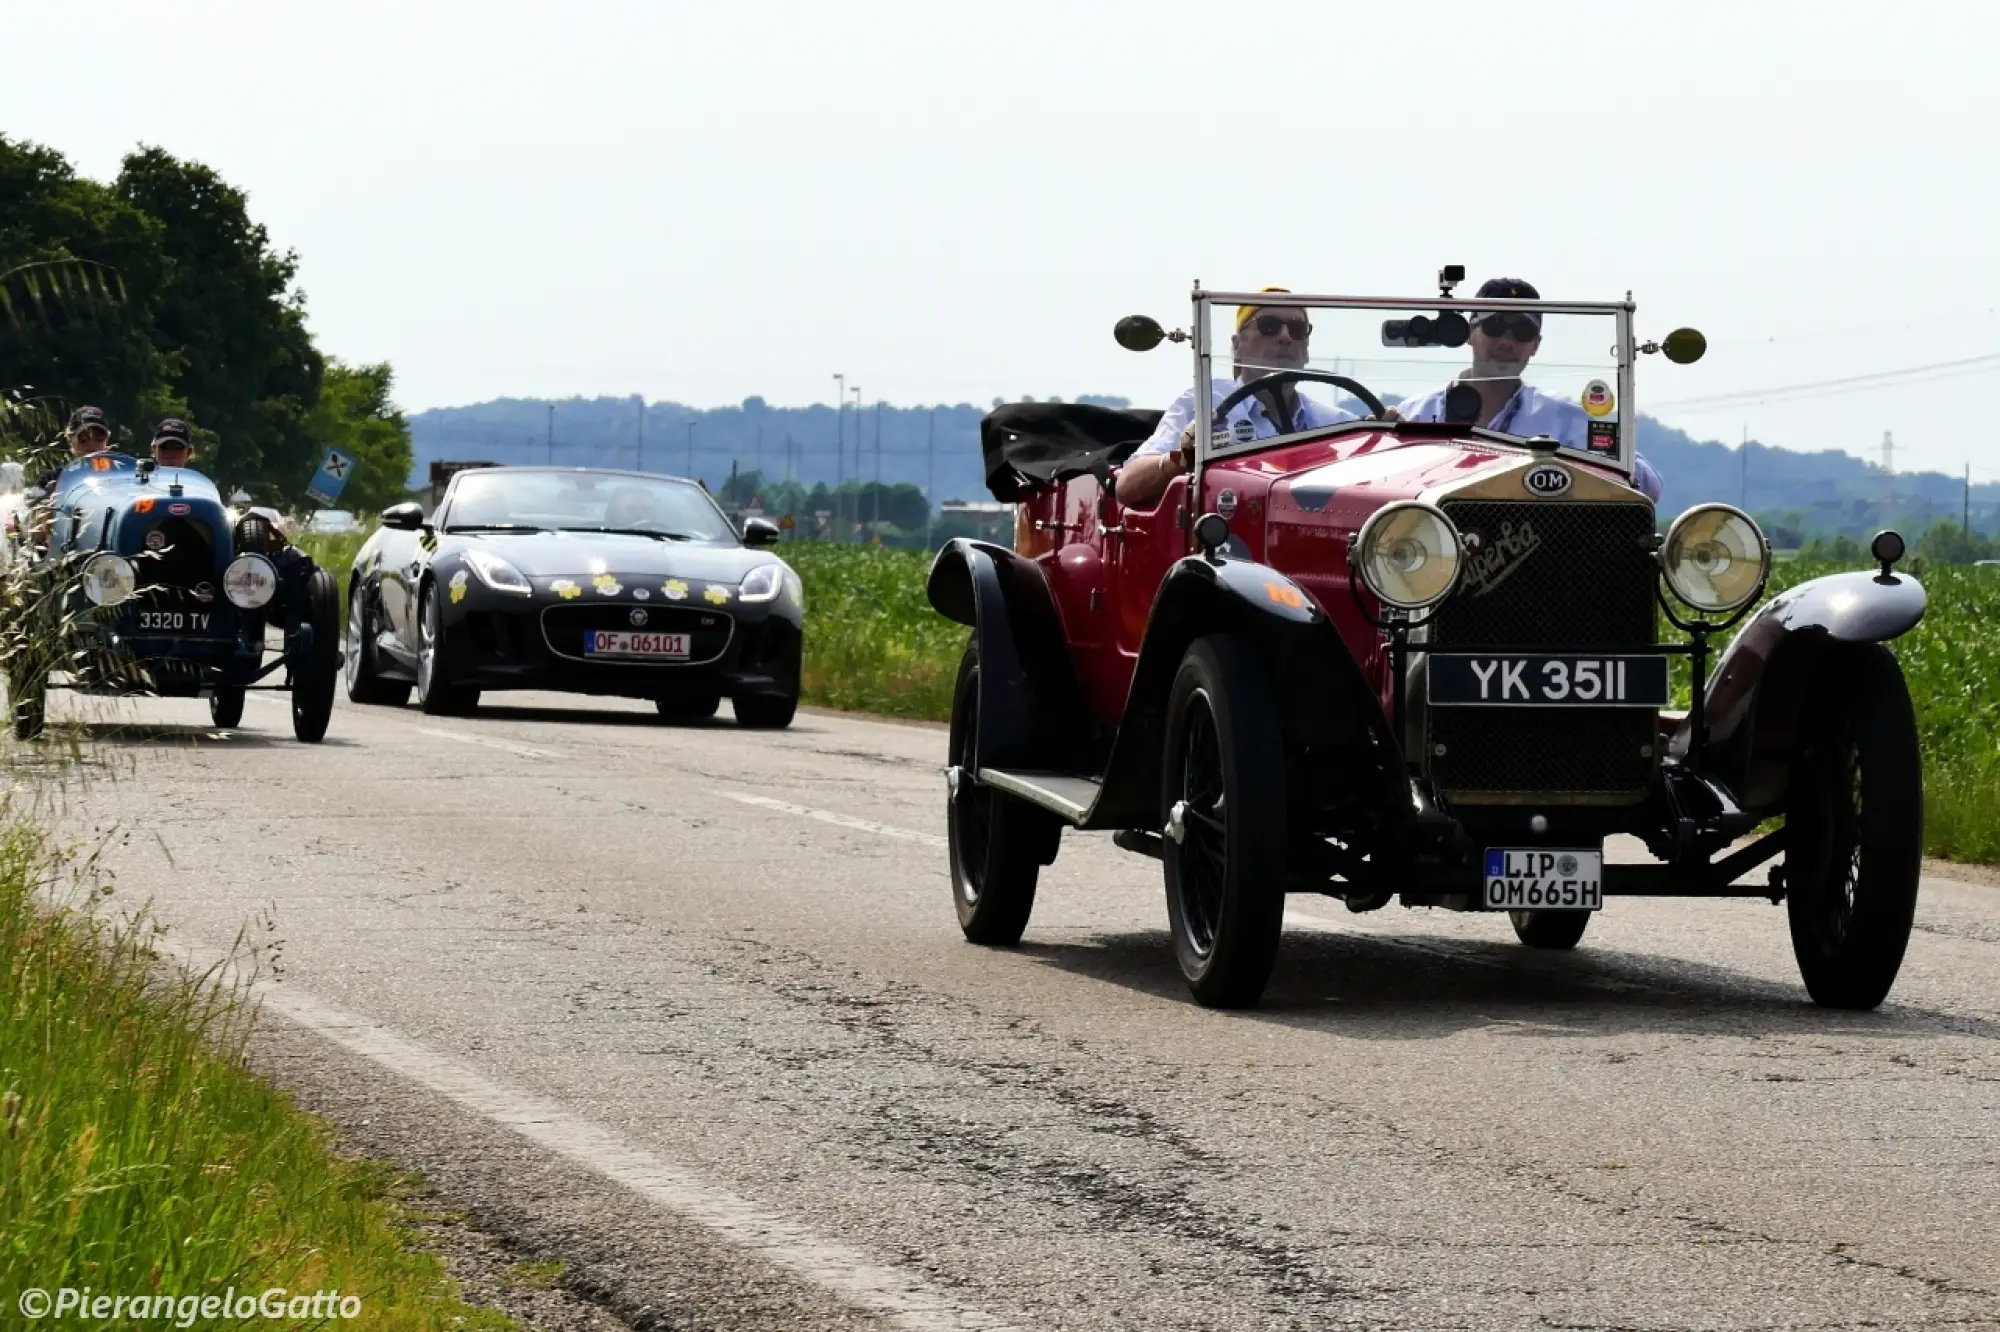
[1088,555,1405,829]
[926,538,1094,773]
[1679,568,1926,810]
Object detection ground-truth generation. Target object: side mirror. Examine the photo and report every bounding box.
[379,502,425,531]
[742,516,782,547]
[1114,315,1167,352]
[1660,327,1707,365]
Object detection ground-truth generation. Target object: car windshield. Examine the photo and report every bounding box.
[1195,295,1626,461]
[443,470,737,542]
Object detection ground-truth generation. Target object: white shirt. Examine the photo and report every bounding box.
[1136,377,1358,457]
[1397,379,1663,503]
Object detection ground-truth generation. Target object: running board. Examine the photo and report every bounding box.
[976,768,1102,825]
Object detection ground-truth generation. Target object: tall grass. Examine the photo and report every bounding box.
[783,544,965,720]
[0,816,514,1327]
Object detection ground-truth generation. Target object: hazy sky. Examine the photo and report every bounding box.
[9,0,1999,478]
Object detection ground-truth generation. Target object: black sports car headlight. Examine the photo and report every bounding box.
[464,548,532,595]
[738,562,787,604]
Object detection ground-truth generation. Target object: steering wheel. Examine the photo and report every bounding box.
[1210,370,1387,428]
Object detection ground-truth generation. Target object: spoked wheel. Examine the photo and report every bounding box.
[1784,643,1923,1010]
[1509,910,1591,949]
[1160,635,1287,1008]
[946,643,1058,945]
[416,581,480,717]
[209,687,246,728]
[291,569,342,743]
[345,579,412,707]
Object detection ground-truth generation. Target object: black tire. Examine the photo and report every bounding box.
[1783,643,1923,1010]
[733,692,797,730]
[290,568,341,743]
[209,687,246,728]
[1509,910,1591,950]
[416,580,480,717]
[656,693,720,722]
[345,578,412,707]
[9,670,45,741]
[946,643,1059,945]
[1161,635,1288,1008]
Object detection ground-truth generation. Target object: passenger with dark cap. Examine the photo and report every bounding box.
[34,406,114,491]
[1396,277,1663,502]
[149,417,196,470]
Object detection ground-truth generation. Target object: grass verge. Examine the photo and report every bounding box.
[0,815,516,1329]
[783,544,966,720]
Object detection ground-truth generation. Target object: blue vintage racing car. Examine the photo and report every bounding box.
[3,451,340,741]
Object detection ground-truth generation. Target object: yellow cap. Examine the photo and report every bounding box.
[1235,285,1292,331]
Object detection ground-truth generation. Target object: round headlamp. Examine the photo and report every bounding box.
[1354,502,1463,610]
[81,553,137,607]
[1662,504,1769,613]
[223,554,278,609]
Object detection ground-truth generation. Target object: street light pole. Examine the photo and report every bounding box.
[547,403,555,465]
[850,385,862,539]
[685,420,696,479]
[636,396,646,473]
[833,373,845,502]
[926,406,936,550]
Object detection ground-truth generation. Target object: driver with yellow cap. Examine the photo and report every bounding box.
[1116,287,1355,507]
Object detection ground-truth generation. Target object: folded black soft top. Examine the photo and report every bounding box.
[979,402,1165,503]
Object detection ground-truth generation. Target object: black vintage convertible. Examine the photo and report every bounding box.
[345,466,803,726]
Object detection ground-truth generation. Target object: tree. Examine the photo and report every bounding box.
[298,361,414,513]
[114,146,323,487]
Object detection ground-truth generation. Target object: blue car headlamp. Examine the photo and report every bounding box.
[223,554,278,610]
[81,553,137,607]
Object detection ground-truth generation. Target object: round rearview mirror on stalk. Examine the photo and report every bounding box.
[1114,315,1167,352]
[1661,327,1707,364]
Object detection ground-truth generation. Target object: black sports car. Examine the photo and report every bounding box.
[345,467,803,726]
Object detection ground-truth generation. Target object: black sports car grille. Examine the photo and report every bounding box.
[1428,499,1658,803]
[540,603,734,665]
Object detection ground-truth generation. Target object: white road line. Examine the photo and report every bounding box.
[414,727,556,760]
[717,792,948,848]
[241,978,1014,1332]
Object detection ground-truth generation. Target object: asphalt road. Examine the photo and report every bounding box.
[50,687,2000,1331]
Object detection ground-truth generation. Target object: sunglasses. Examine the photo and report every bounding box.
[154,441,190,454]
[1248,314,1312,339]
[75,426,109,442]
[1474,313,1541,341]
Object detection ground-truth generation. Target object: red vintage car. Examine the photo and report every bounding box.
[927,276,1928,1010]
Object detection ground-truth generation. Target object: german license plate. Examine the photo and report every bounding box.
[1483,848,1603,910]
[1429,654,1668,706]
[582,630,689,659]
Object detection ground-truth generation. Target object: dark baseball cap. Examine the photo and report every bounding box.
[68,406,108,433]
[151,418,192,448]
[1468,277,1543,330]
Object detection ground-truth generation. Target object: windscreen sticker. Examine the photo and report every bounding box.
[1231,419,1256,445]
[1586,420,1619,457]
[1581,379,1616,418]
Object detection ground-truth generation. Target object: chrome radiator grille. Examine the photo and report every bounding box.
[1427,499,1659,803]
